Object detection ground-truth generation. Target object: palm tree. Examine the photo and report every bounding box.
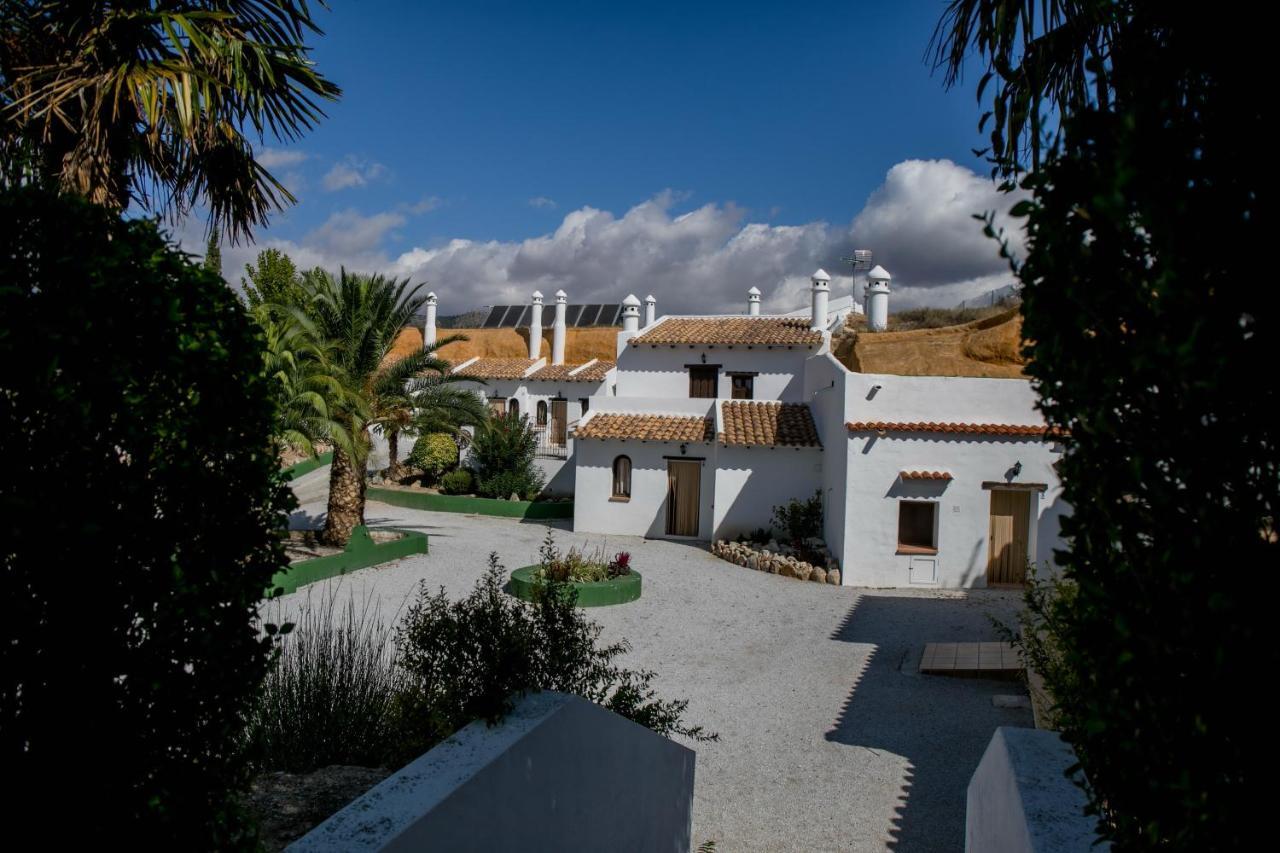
[252,302,356,460]
[302,269,479,546]
[0,1,340,241]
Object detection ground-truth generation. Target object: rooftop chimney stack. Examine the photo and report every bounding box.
[423,292,438,348]
[644,294,656,327]
[528,291,544,359]
[618,293,642,357]
[810,269,831,331]
[866,265,891,331]
[747,286,762,316]
[552,289,568,365]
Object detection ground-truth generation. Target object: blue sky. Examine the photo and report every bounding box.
[212,1,1022,314]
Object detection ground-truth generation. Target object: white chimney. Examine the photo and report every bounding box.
[552,289,568,365]
[747,286,761,316]
[528,290,544,359]
[621,294,641,333]
[810,269,831,331]
[423,292,438,348]
[618,293,642,357]
[866,265,891,331]
[644,294,656,327]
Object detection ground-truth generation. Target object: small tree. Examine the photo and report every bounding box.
[242,248,305,309]
[0,188,293,847]
[771,492,823,547]
[407,433,458,482]
[469,411,545,499]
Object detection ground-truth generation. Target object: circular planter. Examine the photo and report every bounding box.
[505,565,642,607]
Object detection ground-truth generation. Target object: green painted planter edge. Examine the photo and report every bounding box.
[367,486,574,519]
[268,525,428,596]
[505,564,642,607]
[283,450,333,480]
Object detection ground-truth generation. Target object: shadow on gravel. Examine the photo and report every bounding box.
[825,594,1032,852]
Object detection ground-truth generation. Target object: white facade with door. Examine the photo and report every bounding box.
[431,272,1066,588]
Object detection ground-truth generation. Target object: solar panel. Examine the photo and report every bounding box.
[468,303,623,328]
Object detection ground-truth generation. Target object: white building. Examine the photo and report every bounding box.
[429,271,1066,588]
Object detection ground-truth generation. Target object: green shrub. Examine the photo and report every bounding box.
[0,188,293,847]
[407,432,457,481]
[440,468,474,495]
[771,492,823,547]
[246,592,404,772]
[392,553,715,765]
[479,468,545,501]
[470,411,544,498]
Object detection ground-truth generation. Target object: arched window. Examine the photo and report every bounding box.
[611,455,632,500]
[536,399,548,426]
[507,398,520,417]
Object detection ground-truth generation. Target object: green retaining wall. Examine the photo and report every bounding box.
[283,450,333,480]
[269,525,428,596]
[505,565,642,608]
[367,486,574,520]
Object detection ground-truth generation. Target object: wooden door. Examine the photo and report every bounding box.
[550,399,568,444]
[987,490,1031,584]
[665,460,701,537]
[688,367,717,399]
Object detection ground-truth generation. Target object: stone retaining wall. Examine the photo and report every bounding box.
[711,540,841,586]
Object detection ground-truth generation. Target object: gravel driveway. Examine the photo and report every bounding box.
[277,485,1033,852]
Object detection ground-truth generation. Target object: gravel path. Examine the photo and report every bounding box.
[275,492,1033,852]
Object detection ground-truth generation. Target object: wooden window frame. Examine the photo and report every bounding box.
[687,365,719,399]
[730,373,755,400]
[611,455,632,501]
[536,399,548,426]
[897,500,938,554]
[507,398,520,417]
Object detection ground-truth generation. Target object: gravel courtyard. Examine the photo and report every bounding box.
[279,478,1033,852]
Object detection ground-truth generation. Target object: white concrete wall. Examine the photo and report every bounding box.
[804,352,852,565]
[615,343,814,402]
[966,727,1106,853]
[841,432,1063,588]
[712,446,823,541]
[291,691,696,853]
[574,438,715,540]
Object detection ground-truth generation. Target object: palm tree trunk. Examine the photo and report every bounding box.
[386,429,404,481]
[321,446,366,546]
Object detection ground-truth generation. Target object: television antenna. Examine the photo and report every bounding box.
[841,249,874,304]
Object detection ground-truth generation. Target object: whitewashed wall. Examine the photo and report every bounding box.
[614,343,815,401]
[841,432,1063,588]
[712,446,824,540]
[804,352,852,564]
[574,438,715,539]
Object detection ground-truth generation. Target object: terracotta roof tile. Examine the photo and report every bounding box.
[527,360,613,382]
[452,358,537,379]
[847,421,1060,439]
[720,401,821,448]
[633,316,823,347]
[900,470,954,480]
[575,413,714,442]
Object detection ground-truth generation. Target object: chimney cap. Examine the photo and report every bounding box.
[622,293,642,307]
[426,291,438,302]
[747,286,761,296]
[532,290,544,300]
[644,294,656,304]
[555,289,568,301]
[867,265,891,282]
[811,268,831,282]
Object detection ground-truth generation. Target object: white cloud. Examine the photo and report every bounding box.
[220,159,1021,313]
[528,196,557,210]
[257,148,308,170]
[402,196,441,215]
[322,156,387,192]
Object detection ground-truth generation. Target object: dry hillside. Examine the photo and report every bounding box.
[833,306,1027,378]
[388,326,620,367]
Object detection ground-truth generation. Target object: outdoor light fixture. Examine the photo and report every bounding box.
[1012,461,1023,477]
[679,443,688,455]
[700,352,707,364]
